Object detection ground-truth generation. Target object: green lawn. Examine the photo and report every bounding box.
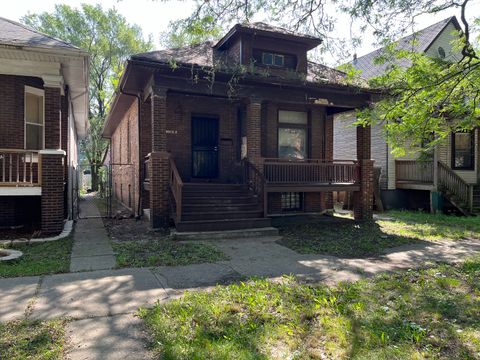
[113,239,228,267]
[0,236,73,278]
[0,319,67,359]
[140,256,480,360]
[276,211,480,258]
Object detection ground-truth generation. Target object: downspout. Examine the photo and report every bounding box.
[119,87,143,219]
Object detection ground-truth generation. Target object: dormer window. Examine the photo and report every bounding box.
[262,52,285,67]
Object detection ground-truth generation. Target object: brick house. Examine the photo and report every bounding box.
[103,23,378,232]
[0,17,89,234]
[334,17,480,214]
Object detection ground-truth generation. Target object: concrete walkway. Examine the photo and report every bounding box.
[1,231,479,358]
[70,196,116,272]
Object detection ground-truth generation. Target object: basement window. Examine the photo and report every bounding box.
[281,192,303,211]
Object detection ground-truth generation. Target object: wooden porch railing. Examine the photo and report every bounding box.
[169,157,184,222]
[395,160,434,183]
[0,149,40,186]
[437,161,471,208]
[243,159,266,215]
[263,158,359,184]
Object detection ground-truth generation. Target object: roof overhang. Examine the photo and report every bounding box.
[215,24,322,51]
[103,59,378,139]
[0,43,89,139]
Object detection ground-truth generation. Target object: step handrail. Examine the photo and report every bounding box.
[437,161,472,210]
[242,159,267,216]
[169,157,183,222]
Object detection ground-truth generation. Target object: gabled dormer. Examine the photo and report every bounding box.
[214,22,322,74]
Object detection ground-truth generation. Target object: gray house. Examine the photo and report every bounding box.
[334,16,480,213]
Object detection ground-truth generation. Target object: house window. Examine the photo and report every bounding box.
[25,87,44,150]
[278,110,308,160]
[452,131,475,170]
[281,192,303,211]
[262,52,284,67]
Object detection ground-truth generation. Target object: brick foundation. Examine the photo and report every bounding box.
[40,151,65,234]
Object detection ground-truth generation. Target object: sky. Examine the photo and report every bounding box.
[3,0,480,64]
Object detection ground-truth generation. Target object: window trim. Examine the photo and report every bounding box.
[451,131,475,171]
[262,52,285,67]
[277,109,309,159]
[24,86,45,151]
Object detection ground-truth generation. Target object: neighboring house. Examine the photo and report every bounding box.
[334,16,480,213]
[103,22,378,232]
[0,17,89,234]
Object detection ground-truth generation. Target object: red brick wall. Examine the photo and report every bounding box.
[41,153,65,234]
[165,94,242,182]
[0,75,43,149]
[44,87,61,149]
[110,97,138,213]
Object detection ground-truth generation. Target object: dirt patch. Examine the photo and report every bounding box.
[0,224,40,241]
[103,216,171,244]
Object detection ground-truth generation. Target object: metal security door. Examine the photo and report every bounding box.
[192,116,219,178]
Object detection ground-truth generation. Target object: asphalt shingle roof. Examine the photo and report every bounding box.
[132,39,350,86]
[351,17,456,79]
[0,16,81,51]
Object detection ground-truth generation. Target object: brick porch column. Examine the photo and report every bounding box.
[43,84,62,150]
[246,97,263,170]
[353,125,374,220]
[149,86,170,229]
[323,115,334,209]
[40,150,65,234]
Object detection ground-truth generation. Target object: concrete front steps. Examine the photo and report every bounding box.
[174,183,273,233]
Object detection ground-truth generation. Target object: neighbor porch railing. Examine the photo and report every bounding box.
[0,149,40,186]
[437,161,471,208]
[263,158,360,184]
[395,160,434,184]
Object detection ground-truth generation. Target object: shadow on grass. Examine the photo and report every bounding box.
[274,215,430,258]
[141,257,480,359]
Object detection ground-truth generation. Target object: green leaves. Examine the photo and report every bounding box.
[22,4,153,190]
[356,35,480,156]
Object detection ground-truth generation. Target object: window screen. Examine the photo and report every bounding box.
[25,90,44,150]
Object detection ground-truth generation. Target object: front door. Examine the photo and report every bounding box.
[192,116,219,178]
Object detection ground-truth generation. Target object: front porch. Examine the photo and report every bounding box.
[109,68,376,231]
[0,148,66,233]
[395,159,475,213]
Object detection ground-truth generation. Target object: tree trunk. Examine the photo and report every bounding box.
[91,164,99,192]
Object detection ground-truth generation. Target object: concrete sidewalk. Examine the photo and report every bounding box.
[70,196,116,272]
[1,234,479,358]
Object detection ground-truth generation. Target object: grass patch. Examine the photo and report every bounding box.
[140,257,480,360]
[0,319,67,359]
[113,239,228,267]
[383,210,480,241]
[276,211,480,257]
[277,218,417,257]
[0,236,73,278]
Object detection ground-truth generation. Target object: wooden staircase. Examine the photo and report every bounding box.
[473,185,480,214]
[173,183,272,232]
[437,161,475,215]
